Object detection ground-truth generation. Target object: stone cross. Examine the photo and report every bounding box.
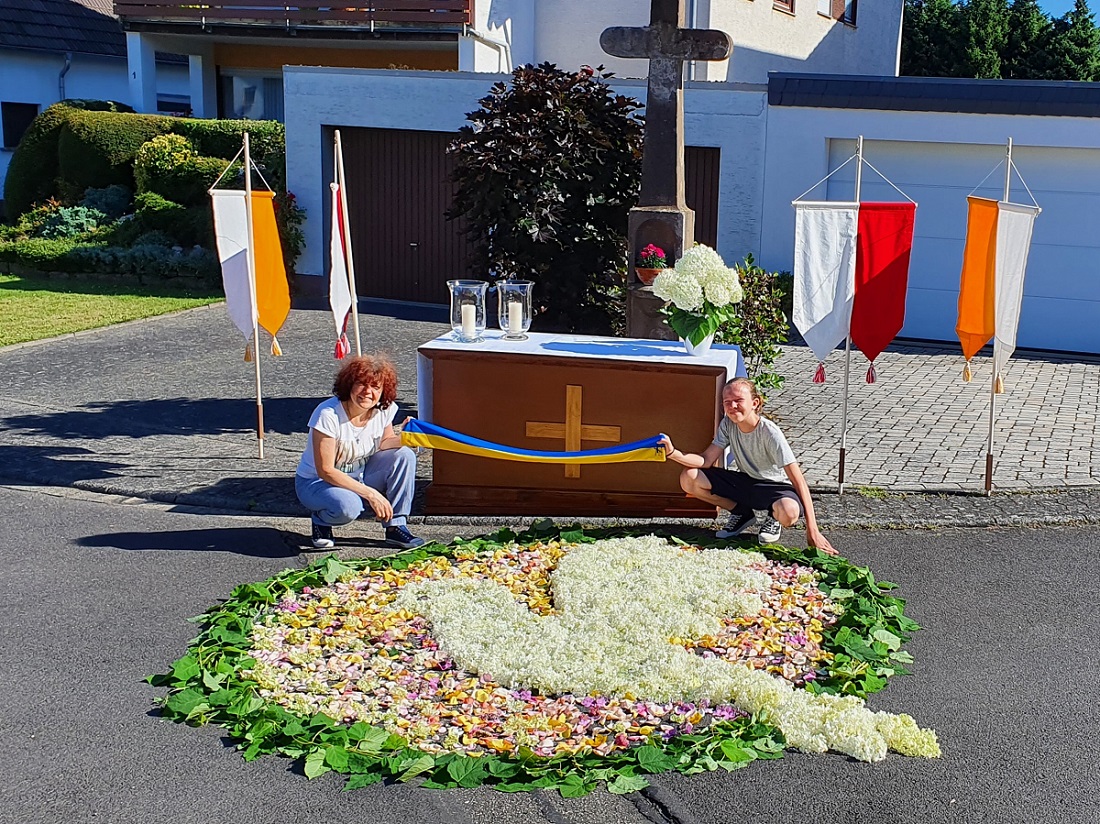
[601,0,731,337]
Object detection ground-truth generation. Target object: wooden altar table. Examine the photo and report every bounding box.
[416,331,745,517]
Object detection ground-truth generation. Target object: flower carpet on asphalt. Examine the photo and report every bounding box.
[151,523,939,795]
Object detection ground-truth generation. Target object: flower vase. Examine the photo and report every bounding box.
[680,333,715,357]
[635,267,662,285]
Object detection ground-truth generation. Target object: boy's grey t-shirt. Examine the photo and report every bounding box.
[712,416,796,484]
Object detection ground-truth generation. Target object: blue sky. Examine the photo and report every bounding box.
[1038,1,1079,17]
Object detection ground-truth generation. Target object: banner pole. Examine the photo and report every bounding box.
[334,130,362,357]
[839,135,864,494]
[244,131,264,460]
[985,138,1012,494]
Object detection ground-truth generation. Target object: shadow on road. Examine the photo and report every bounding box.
[78,527,299,558]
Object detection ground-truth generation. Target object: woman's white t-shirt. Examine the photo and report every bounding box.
[295,397,399,479]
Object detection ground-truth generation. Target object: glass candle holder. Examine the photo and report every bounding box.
[447,279,488,343]
[497,279,534,341]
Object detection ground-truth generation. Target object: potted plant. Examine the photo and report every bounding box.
[652,244,743,355]
[635,243,667,285]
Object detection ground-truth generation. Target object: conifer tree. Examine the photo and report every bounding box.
[1004,0,1056,78]
[1050,0,1100,80]
[965,0,1011,77]
[901,0,967,76]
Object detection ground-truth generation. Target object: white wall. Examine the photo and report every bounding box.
[0,49,188,199]
[464,0,903,83]
[707,0,901,82]
[761,106,1100,353]
[283,66,768,281]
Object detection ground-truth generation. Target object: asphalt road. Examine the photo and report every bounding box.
[2,484,1097,824]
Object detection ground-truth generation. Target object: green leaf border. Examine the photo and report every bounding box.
[148,521,921,795]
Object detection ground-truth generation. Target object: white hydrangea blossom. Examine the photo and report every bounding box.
[652,270,704,312]
[652,244,743,312]
[397,536,940,762]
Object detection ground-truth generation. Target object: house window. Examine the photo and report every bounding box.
[2,102,39,150]
[819,0,856,24]
[219,71,284,122]
[157,94,192,116]
[774,0,794,12]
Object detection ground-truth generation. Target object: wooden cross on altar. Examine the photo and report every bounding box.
[600,0,732,209]
[526,385,621,479]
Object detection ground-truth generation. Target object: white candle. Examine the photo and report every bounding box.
[461,303,477,339]
[507,301,524,335]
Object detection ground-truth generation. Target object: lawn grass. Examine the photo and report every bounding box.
[0,273,223,347]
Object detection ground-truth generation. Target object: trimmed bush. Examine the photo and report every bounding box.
[57,109,172,197]
[38,206,108,239]
[134,134,242,207]
[3,106,71,220]
[81,184,133,219]
[171,118,284,173]
[0,236,81,271]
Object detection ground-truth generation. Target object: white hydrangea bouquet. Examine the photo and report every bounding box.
[651,244,744,347]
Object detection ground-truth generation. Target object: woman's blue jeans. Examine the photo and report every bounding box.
[295,446,416,528]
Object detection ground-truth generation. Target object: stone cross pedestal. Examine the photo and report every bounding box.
[601,0,731,339]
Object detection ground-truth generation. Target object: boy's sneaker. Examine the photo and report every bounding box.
[758,516,783,545]
[385,525,426,550]
[311,523,335,549]
[716,511,756,539]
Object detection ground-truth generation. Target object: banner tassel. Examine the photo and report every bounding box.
[812,363,826,384]
[244,341,253,362]
[962,361,972,382]
[271,336,283,357]
[866,362,877,384]
[995,374,1005,394]
[334,333,350,360]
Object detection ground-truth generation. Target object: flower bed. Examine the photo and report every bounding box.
[151,523,938,795]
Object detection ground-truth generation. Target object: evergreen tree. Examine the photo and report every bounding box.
[964,0,1010,77]
[1004,0,1056,78]
[1050,0,1100,81]
[901,0,967,76]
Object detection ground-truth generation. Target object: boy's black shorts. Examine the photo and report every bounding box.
[700,467,803,515]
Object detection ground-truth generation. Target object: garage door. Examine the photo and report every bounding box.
[825,138,1100,354]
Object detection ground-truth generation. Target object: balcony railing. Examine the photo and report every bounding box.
[114,0,472,28]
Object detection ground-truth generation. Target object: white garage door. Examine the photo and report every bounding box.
[825,138,1100,355]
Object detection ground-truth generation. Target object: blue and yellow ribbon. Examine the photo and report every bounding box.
[400,418,667,465]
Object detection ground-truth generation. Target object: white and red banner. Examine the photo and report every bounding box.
[793,201,917,382]
[329,182,353,359]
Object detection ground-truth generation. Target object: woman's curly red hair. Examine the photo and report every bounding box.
[332,355,399,409]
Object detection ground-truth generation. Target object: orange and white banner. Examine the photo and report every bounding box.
[211,190,290,357]
[956,196,1039,387]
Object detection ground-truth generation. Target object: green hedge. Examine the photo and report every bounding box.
[3,103,286,219]
[56,110,172,199]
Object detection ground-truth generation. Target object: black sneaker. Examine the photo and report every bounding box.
[716,511,756,539]
[758,516,783,545]
[310,523,335,549]
[385,525,426,549]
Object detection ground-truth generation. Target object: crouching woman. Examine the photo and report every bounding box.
[295,354,424,550]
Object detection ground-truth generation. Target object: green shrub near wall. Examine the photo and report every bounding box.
[56,110,173,199]
[4,103,288,220]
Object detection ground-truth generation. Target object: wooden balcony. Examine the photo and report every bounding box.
[114,0,472,30]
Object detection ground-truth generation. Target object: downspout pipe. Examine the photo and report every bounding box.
[463,25,512,72]
[58,51,72,101]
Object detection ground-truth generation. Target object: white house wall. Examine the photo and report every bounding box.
[707,1,902,82]
[0,49,188,196]
[465,0,902,83]
[761,106,1100,353]
[283,66,768,285]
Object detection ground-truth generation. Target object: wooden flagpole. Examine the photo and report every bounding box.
[243,131,265,459]
[838,135,864,495]
[334,130,362,356]
[985,137,1012,494]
